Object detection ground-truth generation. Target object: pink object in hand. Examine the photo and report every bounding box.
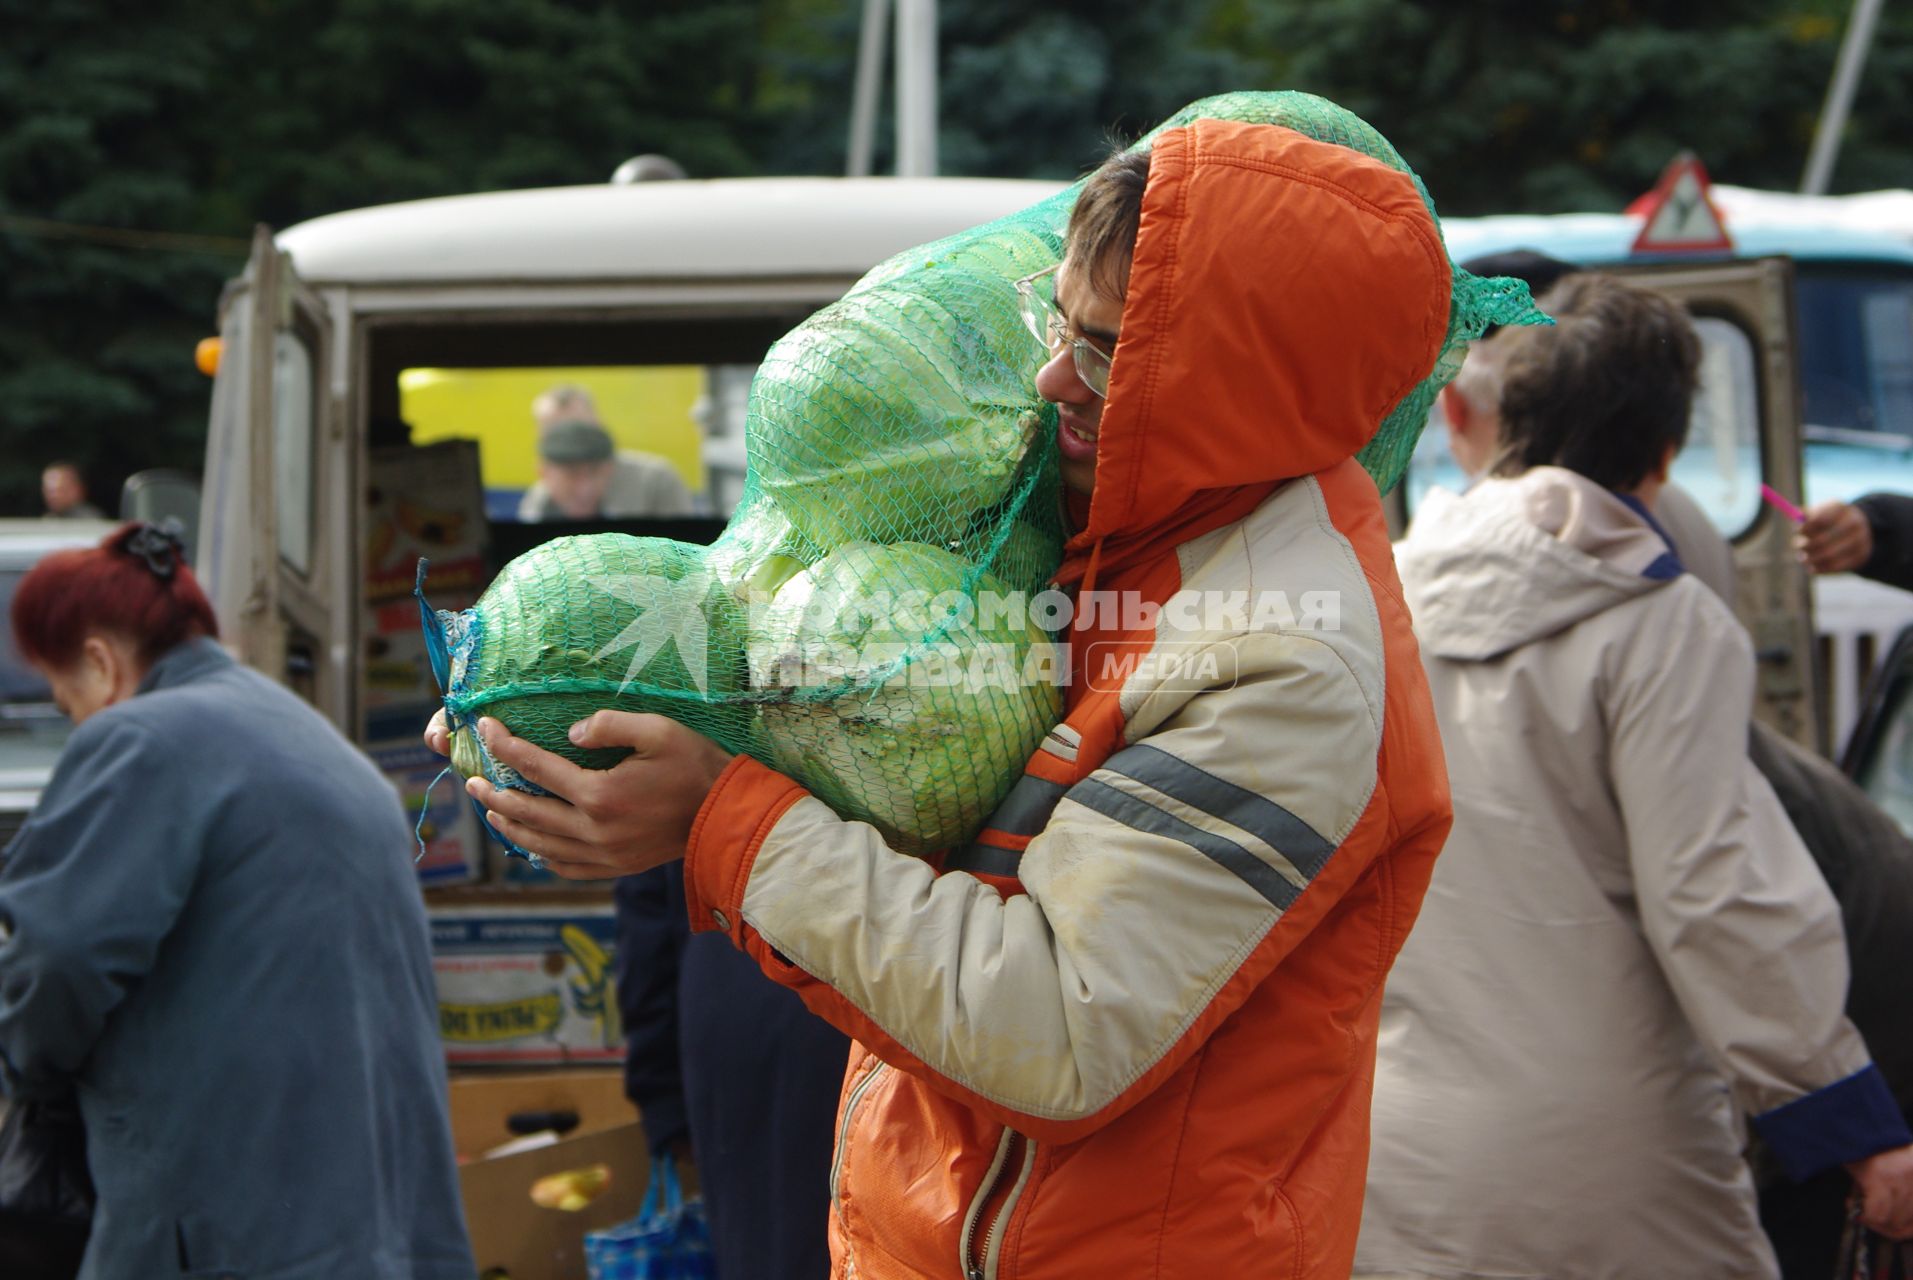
[1760,484,1807,525]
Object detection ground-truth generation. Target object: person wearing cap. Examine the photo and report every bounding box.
[518,417,696,521]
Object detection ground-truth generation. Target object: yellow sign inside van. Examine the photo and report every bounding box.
[398,366,707,495]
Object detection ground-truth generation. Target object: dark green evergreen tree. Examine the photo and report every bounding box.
[1214,0,1903,215]
[0,0,238,514]
[1,0,1907,515]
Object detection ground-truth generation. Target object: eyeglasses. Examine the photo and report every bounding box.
[1014,265,1113,398]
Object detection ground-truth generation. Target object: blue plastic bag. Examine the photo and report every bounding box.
[584,1155,716,1280]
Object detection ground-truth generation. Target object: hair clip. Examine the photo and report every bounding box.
[125,519,187,580]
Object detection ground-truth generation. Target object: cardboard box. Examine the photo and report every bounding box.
[431,903,623,1066]
[450,1070,667,1280]
[365,441,489,710]
[450,1069,636,1152]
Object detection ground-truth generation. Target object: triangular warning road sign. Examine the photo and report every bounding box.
[1630,152,1734,255]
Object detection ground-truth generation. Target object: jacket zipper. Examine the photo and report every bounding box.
[960,1128,1034,1280]
[829,1059,888,1208]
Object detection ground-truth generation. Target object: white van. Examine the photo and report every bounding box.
[196,175,1062,751]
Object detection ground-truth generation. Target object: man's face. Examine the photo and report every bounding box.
[1034,254,1124,498]
[540,459,614,518]
[42,467,83,513]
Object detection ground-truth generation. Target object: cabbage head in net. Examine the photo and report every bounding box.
[749,541,1064,855]
[432,535,753,776]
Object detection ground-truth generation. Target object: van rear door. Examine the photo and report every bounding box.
[1393,256,1817,746]
[200,227,352,722]
[1609,257,1817,747]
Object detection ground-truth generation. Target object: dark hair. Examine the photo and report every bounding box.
[1489,273,1701,491]
[1065,146,1151,300]
[12,523,218,670]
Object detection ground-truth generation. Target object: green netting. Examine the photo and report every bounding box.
[423,90,1548,863]
[439,535,754,781]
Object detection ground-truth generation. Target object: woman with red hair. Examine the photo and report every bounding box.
[1,523,473,1280]
[10,523,221,723]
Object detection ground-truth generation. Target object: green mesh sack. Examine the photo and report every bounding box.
[421,526,1064,862]
[422,90,1548,864]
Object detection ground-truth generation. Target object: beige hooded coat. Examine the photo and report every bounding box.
[1355,468,1900,1280]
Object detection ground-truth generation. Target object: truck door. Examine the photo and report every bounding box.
[199,227,352,723]
[1391,255,1817,746]
[1610,257,1817,747]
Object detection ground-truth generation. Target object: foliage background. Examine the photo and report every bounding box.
[1,0,1906,513]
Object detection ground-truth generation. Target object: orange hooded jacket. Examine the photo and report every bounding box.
[682,118,1454,1278]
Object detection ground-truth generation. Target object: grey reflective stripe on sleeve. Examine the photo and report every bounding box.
[1102,743,1336,884]
[1042,724,1082,765]
[1066,778,1300,910]
[944,844,1023,877]
[984,773,1070,837]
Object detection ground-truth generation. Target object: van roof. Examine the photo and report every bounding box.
[276,177,1069,286]
[0,519,121,568]
[1714,184,1913,240]
[1443,184,1913,271]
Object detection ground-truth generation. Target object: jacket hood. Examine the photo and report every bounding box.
[1068,118,1451,569]
[1398,467,1685,661]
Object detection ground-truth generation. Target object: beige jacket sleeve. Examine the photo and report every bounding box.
[1608,583,1877,1132]
[682,629,1394,1146]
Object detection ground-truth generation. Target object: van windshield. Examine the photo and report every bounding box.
[1798,266,1913,508]
[370,359,763,747]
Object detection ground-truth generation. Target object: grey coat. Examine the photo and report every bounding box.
[0,639,473,1279]
[1750,719,1913,1125]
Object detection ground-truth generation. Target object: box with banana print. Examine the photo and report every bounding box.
[428,904,621,1065]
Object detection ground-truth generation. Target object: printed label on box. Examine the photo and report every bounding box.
[430,908,621,1065]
